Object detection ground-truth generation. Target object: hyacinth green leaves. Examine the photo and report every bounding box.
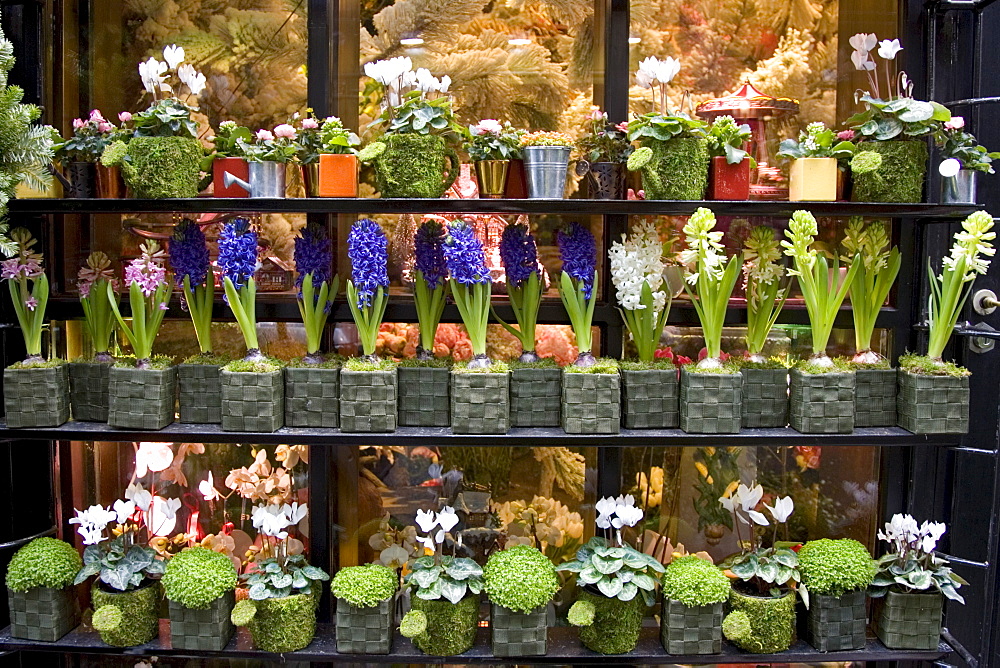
[3,228,49,360]
[107,241,172,366]
[842,219,900,358]
[78,252,118,357]
[743,226,789,357]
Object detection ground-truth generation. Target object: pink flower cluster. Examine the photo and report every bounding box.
[273,124,297,139]
[124,254,167,299]
[472,119,503,135]
[72,109,115,135]
[1,257,42,281]
[300,117,319,130]
[944,116,965,131]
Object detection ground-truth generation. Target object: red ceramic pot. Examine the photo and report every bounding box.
[504,159,528,199]
[709,156,750,200]
[213,157,250,197]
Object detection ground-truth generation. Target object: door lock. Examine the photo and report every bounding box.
[973,289,1000,315]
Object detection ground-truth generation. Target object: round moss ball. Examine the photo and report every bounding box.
[484,545,559,614]
[661,556,730,607]
[162,546,238,609]
[5,537,82,593]
[330,563,396,608]
[798,538,877,597]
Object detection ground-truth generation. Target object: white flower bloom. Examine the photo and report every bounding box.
[417,534,436,552]
[765,496,794,523]
[288,502,309,524]
[177,64,207,95]
[683,207,729,283]
[125,482,153,511]
[148,497,181,537]
[637,56,680,86]
[439,75,451,93]
[364,56,413,86]
[612,504,644,528]
[415,509,438,533]
[609,221,667,313]
[737,484,769,526]
[70,504,116,544]
[437,506,459,533]
[198,473,222,502]
[434,529,447,544]
[113,499,136,524]
[848,33,877,53]
[162,44,185,70]
[877,39,903,60]
[138,57,168,94]
[634,69,654,89]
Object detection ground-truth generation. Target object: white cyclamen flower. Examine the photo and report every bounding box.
[848,33,877,53]
[138,57,168,94]
[877,39,903,60]
[437,506,460,533]
[287,502,309,524]
[113,499,136,524]
[764,496,794,523]
[594,496,617,529]
[737,484,769,526]
[364,56,413,86]
[70,504,117,544]
[125,482,152,511]
[415,509,438,533]
[178,64,206,95]
[851,50,876,71]
[634,69,654,89]
[637,56,680,86]
[162,44,185,70]
[609,220,666,312]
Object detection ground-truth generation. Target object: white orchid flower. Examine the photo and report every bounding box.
[198,473,222,502]
[415,509,438,533]
[851,50,875,71]
[877,39,903,60]
[288,502,309,524]
[848,33,877,53]
[765,496,794,523]
[162,44,185,70]
[113,499,136,524]
[437,506,459,532]
[125,482,153,511]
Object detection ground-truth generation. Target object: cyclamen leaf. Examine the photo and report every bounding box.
[265,562,282,574]
[412,568,440,589]
[557,561,584,573]
[440,579,468,604]
[579,566,603,585]
[416,578,443,600]
[597,577,623,599]
[772,550,798,568]
[467,579,483,595]
[908,571,933,589]
[446,559,482,581]
[292,572,308,589]
[623,552,648,569]
[631,573,656,591]
[270,573,293,589]
[301,565,329,581]
[593,555,623,575]
[758,562,779,583]
[730,559,757,579]
[618,582,639,602]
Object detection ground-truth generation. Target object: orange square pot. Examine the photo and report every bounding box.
[213,157,249,198]
[709,156,750,200]
[318,154,359,198]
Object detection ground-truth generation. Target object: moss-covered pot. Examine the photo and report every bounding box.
[69,360,111,422]
[897,370,970,434]
[574,588,645,654]
[510,367,561,427]
[727,587,795,653]
[851,140,928,203]
[874,590,942,650]
[220,369,284,432]
[91,581,161,647]
[491,603,547,657]
[120,136,204,198]
[247,592,318,653]
[335,597,393,654]
[7,586,79,642]
[661,597,722,655]
[789,369,855,434]
[340,368,397,432]
[285,366,339,428]
[805,589,866,652]
[451,371,510,434]
[562,371,620,434]
[854,367,897,428]
[408,594,479,656]
[637,138,709,200]
[108,366,176,430]
[680,369,742,434]
[370,134,459,198]
[168,590,235,651]
[4,364,70,428]
[177,363,222,424]
[621,368,679,429]
[741,367,789,428]
[398,365,450,427]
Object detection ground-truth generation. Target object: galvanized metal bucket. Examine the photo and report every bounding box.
[522,146,571,199]
[940,168,977,204]
[224,160,287,198]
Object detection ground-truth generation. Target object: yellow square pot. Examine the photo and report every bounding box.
[789,157,838,201]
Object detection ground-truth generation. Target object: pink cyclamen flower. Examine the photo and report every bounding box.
[256,129,275,142]
[97,122,114,134]
[72,118,86,130]
[837,129,855,141]
[24,297,37,311]
[273,124,298,140]
[616,121,629,133]
[945,117,965,130]
[300,117,319,130]
[589,108,606,121]
[475,119,503,135]
[89,109,105,122]
[118,111,133,123]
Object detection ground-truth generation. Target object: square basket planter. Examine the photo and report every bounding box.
[741,367,789,428]
[398,366,450,427]
[7,586,79,642]
[621,368,679,429]
[789,369,855,434]
[805,589,867,651]
[285,366,339,428]
[680,369,742,434]
[221,369,285,432]
[491,603,547,657]
[510,367,561,427]
[874,590,943,650]
[68,360,111,422]
[108,366,177,430]
[168,590,235,651]
[340,369,397,433]
[897,371,970,434]
[562,371,620,434]
[335,597,393,654]
[177,363,222,424]
[451,371,510,434]
[4,364,70,428]
[854,367,898,428]
[660,598,722,655]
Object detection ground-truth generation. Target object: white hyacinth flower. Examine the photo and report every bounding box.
[609,220,666,312]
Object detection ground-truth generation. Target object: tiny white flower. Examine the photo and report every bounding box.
[162,44,185,69]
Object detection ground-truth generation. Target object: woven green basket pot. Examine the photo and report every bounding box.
[897,370,970,434]
[69,361,111,422]
[108,366,177,430]
[851,140,928,203]
[285,366,339,428]
[7,586,79,642]
[340,369,397,432]
[247,592,318,653]
[727,588,795,653]
[409,594,479,656]
[789,369,855,434]
[661,597,722,655]
[398,366,450,427]
[575,588,646,654]
[335,597,393,654]
[168,590,235,651]
[854,367,897,428]
[221,369,284,432]
[805,589,866,652]
[177,363,222,424]
[510,367,561,427]
[621,368,679,429]
[91,581,161,647]
[4,364,70,428]
[874,590,942,650]
[638,137,709,200]
[741,367,789,428]
[491,604,547,657]
[451,371,510,434]
[680,369,742,434]
[562,372,620,434]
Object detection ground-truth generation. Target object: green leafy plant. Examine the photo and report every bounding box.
[558,535,663,606]
[706,115,754,165]
[869,514,967,603]
[777,122,855,160]
[238,125,299,163]
[404,507,484,604]
[5,537,82,592]
[210,120,252,159]
[609,221,671,362]
[577,109,631,163]
[77,251,118,360]
[294,113,361,164]
[466,119,522,161]
[935,117,1000,174]
[132,98,199,139]
[55,110,117,164]
[743,226,789,360]
[370,92,462,143]
[797,538,876,597]
[107,241,172,368]
[330,563,396,608]
[627,112,706,150]
[162,546,238,609]
[244,553,329,600]
[483,545,559,613]
[841,218,900,362]
[76,535,165,592]
[661,555,730,607]
[3,228,50,363]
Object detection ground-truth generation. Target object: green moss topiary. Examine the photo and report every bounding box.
[6,537,82,592]
[120,136,204,198]
[563,358,619,374]
[400,609,428,637]
[567,599,595,626]
[244,592,318,652]
[899,353,970,377]
[330,563,396,608]
[408,594,479,655]
[368,134,459,198]
[637,138,709,200]
[90,581,161,647]
[573,588,646,654]
[798,538,876,597]
[483,545,559,613]
[722,610,753,643]
[851,140,928,203]
[726,587,795,653]
[161,546,238,609]
[661,556,730,607]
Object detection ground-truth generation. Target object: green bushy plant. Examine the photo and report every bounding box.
[210,120,252,159]
[484,545,559,613]
[777,122,855,161]
[330,563,396,608]
[660,556,730,607]
[797,538,876,597]
[5,537,82,592]
[706,115,754,165]
[161,546,238,609]
[405,554,484,604]
[244,553,329,601]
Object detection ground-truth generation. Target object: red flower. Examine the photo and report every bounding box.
[794,446,822,471]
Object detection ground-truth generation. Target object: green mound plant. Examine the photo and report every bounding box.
[660,555,730,607]
[483,545,559,613]
[797,538,876,597]
[161,546,238,609]
[5,537,82,592]
[107,135,204,198]
[330,563,396,608]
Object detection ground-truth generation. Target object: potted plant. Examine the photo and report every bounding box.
[53,109,116,198]
[342,218,397,432]
[207,120,252,197]
[843,218,901,427]
[609,221,676,428]
[225,124,299,198]
[5,537,82,641]
[162,546,238,651]
[680,208,743,433]
[484,544,559,657]
[558,496,662,654]
[740,226,790,428]
[359,57,460,197]
[69,251,118,422]
[797,538,876,651]
[399,507,483,655]
[782,210,860,433]
[295,113,362,197]
[719,484,801,653]
[777,122,855,201]
[705,115,754,200]
[660,555,730,654]
[899,211,993,433]
[466,119,521,198]
[870,514,966,649]
[935,116,999,204]
[627,57,709,200]
[520,131,574,199]
[576,108,631,199]
[231,502,329,652]
[331,563,397,654]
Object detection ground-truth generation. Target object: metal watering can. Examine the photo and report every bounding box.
[223,161,286,198]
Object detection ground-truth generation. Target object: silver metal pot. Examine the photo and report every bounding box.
[940,168,977,204]
[223,160,287,198]
[522,146,571,199]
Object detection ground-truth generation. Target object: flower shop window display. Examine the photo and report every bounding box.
[776,122,855,202]
[575,108,632,199]
[797,538,877,651]
[53,109,117,198]
[627,57,710,201]
[68,252,118,422]
[399,507,484,655]
[358,57,461,198]
[228,124,299,198]
[466,119,522,198]
[162,546,238,651]
[207,120,252,198]
[899,211,995,433]
[5,537,83,642]
[483,544,560,657]
[294,113,362,197]
[659,555,730,655]
[519,131,574,199]
[330,563,398,654]
[705,115,754,200]
[935,115,1000,204]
